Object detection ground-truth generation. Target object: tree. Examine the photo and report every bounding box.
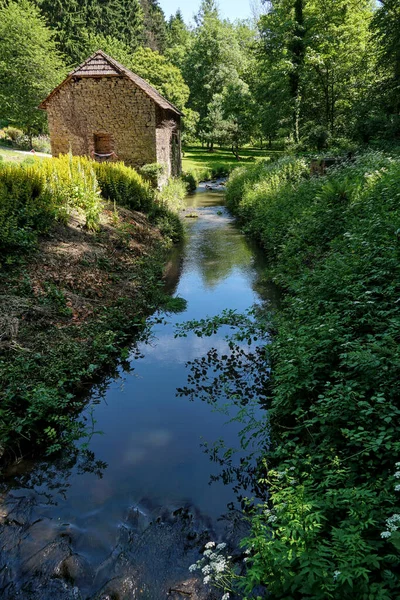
[257,0,374,145]
[222,80,256,158]
[33,0,144,63]
[304,0,373,140]
[33,0,87,64]
[0,0,65,140]
[372,0,400,115]
[184,1,244,137]
[140,0,167,53]
[258,0,307,143]
[165,10,193,72]
[127,47,190,111]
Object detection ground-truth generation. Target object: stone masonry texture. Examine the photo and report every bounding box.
[45,75,181,176]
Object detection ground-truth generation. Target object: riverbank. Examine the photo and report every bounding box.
[222,152,400,597]
[0,180,268,600]
[0,157,183,467]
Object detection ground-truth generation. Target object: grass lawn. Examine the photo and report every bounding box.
[0,145,51,164]
[182,145,283,175]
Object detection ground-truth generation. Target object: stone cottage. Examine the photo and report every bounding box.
[39,50,183,180]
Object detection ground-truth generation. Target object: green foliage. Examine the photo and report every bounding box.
[0,0,66,136]
[93,160,153,211]
[140,0,167,53]
[220,151,400,597]
[34,0,144,63]
[3,127,24,143]
[0,156,158,258]
[181,171,198,193]
[156,177,187,211]
[139,162,165,187]
[257,0,375,146]
[0,165,53,254]
[127,47,189,112]
[165,9,193,72]
[0,155,103,254]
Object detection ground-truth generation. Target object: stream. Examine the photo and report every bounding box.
[0,183,277,600]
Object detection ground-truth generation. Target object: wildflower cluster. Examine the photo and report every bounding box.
[381,463,400,539]
[189,541,238,599]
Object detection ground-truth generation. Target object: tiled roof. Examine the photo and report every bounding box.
[39,50,183,116]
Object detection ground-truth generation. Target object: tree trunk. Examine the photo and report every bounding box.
[289,0,306,143]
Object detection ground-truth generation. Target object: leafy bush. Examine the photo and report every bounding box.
[0,164,52,253]
[3,126,24,143]
[157,177,187,211]
[93,160,153,212]
[223,151,400,598]
[0,155,103,256]
[37,154,102,230]
[181,171,198,193]
[139,162,166,187]
[32,135,51,154]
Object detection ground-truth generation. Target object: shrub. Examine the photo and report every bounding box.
[0,155,103,256]
[37,154,102,230]
[3,126,24,143]
[93,161,153,212]
[139,162,166,187]
[222,151,400,598]
[156,177,187,211]
[0,164,53,253]
[32,135,51,154]
[181,171,198,193]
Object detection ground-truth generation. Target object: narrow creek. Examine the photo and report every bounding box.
[0,183,278,600]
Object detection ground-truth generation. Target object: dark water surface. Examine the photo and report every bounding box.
[0,185,276,599]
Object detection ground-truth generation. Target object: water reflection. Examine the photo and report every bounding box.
[0,186,278,599]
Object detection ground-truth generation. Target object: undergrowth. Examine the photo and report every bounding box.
[0,155,183,465]
[181,152,400,598]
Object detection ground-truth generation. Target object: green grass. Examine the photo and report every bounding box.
[182,145,282,177]
[0,144,49,163]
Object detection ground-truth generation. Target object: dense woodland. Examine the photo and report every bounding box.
[0,0,399,152]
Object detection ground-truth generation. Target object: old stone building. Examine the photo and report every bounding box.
[39,50,183,180]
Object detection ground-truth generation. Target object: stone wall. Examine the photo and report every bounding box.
[155,109,182,185]
[46,76,158,169]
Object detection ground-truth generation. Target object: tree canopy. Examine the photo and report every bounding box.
[0,0,65,134]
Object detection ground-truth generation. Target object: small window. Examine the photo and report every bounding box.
[93,133,114,161]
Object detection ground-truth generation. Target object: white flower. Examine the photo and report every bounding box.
[202,565,211,575]
[395,462,400,468]
[214,559,227,573]
[221,594,230,600]
[268,515,277,523]
[381,531,392,539]
[333,570,341,581]
[395,484,400,492]
[394,471,400,479]
[189,563,199,572]
[386,514,400,532]
[216,542,227,550]
[203,575,211,584]
[205,541,216,549]
[203,549,212,558]
[244,548,251,555]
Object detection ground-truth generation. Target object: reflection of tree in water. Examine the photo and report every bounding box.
[196,226,253,288]
[1,436,108,508]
